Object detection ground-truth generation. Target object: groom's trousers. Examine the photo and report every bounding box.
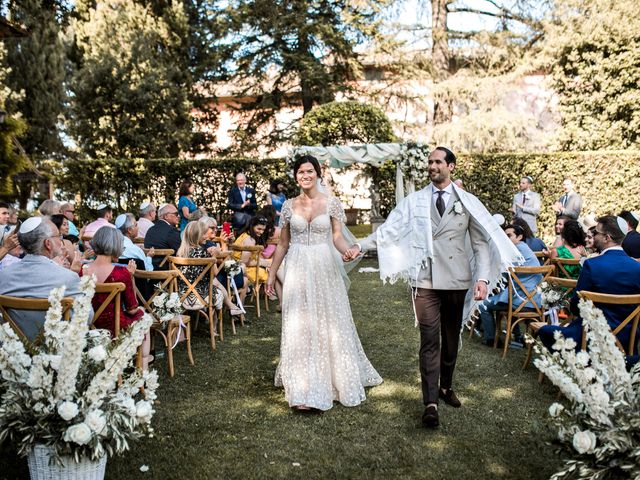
[414,288,468,405]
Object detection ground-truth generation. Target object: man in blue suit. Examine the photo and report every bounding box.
[536,215,640,353]
[227,172,258,231]
[479,224,542,346]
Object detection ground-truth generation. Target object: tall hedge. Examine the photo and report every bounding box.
[49,151,640,242]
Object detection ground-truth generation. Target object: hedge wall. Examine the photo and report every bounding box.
[49,151,640,242]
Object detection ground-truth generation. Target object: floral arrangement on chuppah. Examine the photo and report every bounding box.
[0,276,158,471]
[533,298,640,479]
[398,141,430,185]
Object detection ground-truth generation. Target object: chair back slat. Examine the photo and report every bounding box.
[507,265,554,316]
[167,256,217,307]
[93,282,126,337]
[578,291,640,354]
[0,295,74,345]
[133,270,179,323]
[553,257,581,279]
[144,248,175,268]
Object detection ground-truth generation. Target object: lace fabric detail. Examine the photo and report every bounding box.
[327,196,346,224]
[280,199,293,229]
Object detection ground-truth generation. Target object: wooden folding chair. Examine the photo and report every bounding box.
[144,248,174,269]
[212,250,245,337]
[577,291,640,354]
[133,270,194,377]
[535,251,550,266]
[230,244,266,318]
[133,236,145,246]
[168,256,219,350]
[496,264,554,359]
[523,276,578,370]
[552,257,582,279]
[0,295,74,347]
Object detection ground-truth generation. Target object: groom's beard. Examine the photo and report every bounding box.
[429,170,449,184]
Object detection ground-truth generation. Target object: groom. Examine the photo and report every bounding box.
[350,147,518,428]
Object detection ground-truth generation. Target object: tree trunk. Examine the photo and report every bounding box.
[431,0,452,126]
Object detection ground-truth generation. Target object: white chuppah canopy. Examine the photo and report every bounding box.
[290,143,417,204]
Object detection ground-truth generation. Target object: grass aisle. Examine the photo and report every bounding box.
[1,259,563,479]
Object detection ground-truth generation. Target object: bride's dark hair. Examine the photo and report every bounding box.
[293,154,322,179]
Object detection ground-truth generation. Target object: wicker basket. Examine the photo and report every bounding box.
[28,444,107,480]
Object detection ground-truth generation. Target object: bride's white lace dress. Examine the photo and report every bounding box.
[274,196,382,411]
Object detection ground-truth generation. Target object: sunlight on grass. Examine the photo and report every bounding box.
[491,387,516,400]
[369,379,417,400]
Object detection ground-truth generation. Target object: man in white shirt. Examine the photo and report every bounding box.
[137,202,156,239]
[116,213,154,271]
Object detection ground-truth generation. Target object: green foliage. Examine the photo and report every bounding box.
[50,157,289,222]
[4,0,66,158]
[69,0,192,158]
[0,116,28,195]
[213,0,390,154]
[543,0,640,150]
[296,101,397,146]
[295,100,398,217]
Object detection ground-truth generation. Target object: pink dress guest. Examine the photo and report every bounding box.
[137,217,154,238]
[83,218,115,238]
[81,265,144,336]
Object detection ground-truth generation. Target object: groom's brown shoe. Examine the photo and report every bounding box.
[439,388,461,408]
[421,405,439,428]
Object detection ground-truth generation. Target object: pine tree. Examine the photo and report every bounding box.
[69,0,192,158]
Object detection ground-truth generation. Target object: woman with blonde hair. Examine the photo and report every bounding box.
[177,221,242,315]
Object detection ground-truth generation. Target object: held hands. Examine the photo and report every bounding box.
[127,259,136,275]
[342,244,361,262]
[473,281,488,301]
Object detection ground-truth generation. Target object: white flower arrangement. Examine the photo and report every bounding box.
[223,259,243,278]
[398,141,431,186]
[151,286,183,328]
[0,276,158,463]
[538,282,571,310]
[533,298,640,479]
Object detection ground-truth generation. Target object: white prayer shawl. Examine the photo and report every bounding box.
[375,183,524,329]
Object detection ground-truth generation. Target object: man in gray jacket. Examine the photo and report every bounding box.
[0,217,84,340]
[510,176,541,234]
[553,177,582,219]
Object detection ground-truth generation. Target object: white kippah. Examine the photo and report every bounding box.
[632,211,640,222]
[140,201,151,210]
[617,216,629,234]
[97,203,108,210]
[19,216,43,234]
[114,214,128,229]
[492,213,505,226]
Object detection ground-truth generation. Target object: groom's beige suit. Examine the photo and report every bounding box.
[359,183,491,405]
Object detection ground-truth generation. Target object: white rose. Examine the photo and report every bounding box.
[564,338,577,350]
[64,423,92,446]
[121,397,136,416]
[572,430,597,454]
[576,351,590,367]
[224,260,233,268]
[85,410,107,435]
[58,401,79,421]
[88,345,107,363]
[588,384,610,406]
[548,402,564,417]
[582,367,597,381]
[136,400,154,423]
[453,201,463,214]
[152,293,167,308]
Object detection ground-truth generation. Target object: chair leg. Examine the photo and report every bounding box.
[230,311,237,335]
[166,325,175,378]
[202,309,215,350]
[218,309,224,342]
[523,342,534,370]
[493,314,501,349]
[185,320,194,366]
[256,283,261,318]
[502,316,512,359]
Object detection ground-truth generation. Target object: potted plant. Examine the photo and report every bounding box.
[0,276,158,479]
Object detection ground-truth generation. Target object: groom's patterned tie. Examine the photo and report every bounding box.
[435,191,445,217]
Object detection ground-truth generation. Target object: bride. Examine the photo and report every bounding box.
[266,155,382,412]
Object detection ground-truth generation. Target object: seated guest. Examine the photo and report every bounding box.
[83,204,115,238]
[512,217,546,253]
[258,205,280,259]
[0,232,21,272]
[479,224,542,346]
[198,216,247,303]
[38,199,61,216]
[116,213,154,271]
[176,221,242,315]
[227,172,257,231]
[0,217,84,341]
[552,215,571,248]
[50,214,81,269]
[232,215,283,308]
[534,216,640,353]
[60,202,80,238]
[545,219,587,279]
[137,202,156,239]
[620,210,640,259]
[144,204,181,270]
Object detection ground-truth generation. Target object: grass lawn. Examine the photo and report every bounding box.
[0,259,563,479]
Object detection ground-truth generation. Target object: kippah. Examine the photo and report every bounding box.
[19,217,43,234]
[97,203,108,210]
[617,216,629,234]
[631,211,640,222]
[140,201,151,210]
[114,214,127,229]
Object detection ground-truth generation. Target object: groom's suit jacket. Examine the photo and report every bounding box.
[360,185,491,290]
